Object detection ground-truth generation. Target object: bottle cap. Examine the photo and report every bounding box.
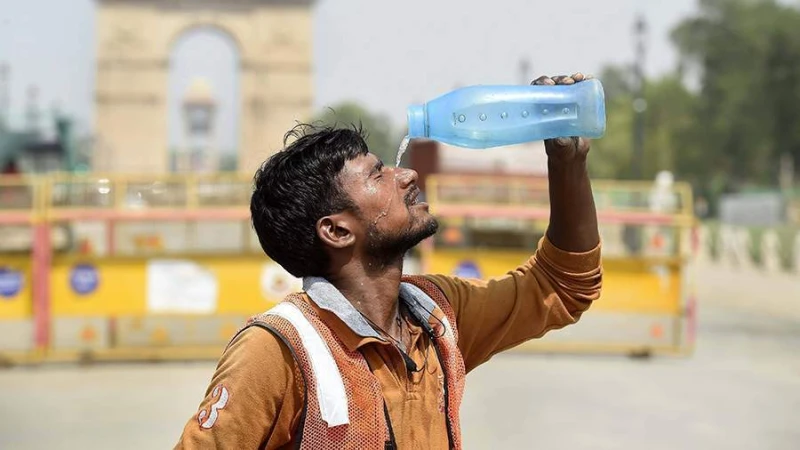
[407,104,427,138]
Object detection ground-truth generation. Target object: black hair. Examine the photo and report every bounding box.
[250,123,370,278]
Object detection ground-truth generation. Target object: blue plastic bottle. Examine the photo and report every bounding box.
[406,79,606,149]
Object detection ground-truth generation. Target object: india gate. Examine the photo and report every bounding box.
[94,0,314,174]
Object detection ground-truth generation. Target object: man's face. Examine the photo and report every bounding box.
[338,153,438,260]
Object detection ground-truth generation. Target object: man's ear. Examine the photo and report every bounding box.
[317,212,356,249]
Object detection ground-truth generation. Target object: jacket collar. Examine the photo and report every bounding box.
[302,276,439,348]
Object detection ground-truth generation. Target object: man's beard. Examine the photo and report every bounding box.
[364,216,439,271]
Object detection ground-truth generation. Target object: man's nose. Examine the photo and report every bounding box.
[396,167,419,187]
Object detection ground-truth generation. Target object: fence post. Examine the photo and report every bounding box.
[760,229,781,273]
[32,222,51,351]
[794,232,800,275]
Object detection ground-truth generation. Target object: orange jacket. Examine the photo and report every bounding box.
[176,237,602,449]
[241,276,465,449]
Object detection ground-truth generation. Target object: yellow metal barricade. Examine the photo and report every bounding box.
[0,171,697,363]
[41,173,295,361]
[423,174,697,356]
[0,176,41,362]
[0,173,303,364]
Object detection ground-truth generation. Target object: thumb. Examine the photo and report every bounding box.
[554,137,574,147]
[545,137,578,151]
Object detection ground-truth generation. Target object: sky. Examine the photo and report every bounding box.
[0,0,703,151]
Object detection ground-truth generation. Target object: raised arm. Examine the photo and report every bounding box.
[535,73,600,253]
[425,73,602,373]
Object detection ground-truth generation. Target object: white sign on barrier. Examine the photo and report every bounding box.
[147,260,218,313]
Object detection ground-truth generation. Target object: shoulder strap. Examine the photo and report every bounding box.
[260,302,350,427]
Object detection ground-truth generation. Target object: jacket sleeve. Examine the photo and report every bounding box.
[174,327,304,449]
[425,236,602,373]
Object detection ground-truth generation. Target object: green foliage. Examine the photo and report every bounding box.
[778,227,799,270]
[590,69,696,181]
[670,0,800,188]
[588,67,634,179]
[747,227,764,266]
[311,102,401,166]
[595,0,800,212]
[707,221,721,261]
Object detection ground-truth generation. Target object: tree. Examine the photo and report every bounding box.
[671,0,800,189]
[590,66,697,181]
[587,67,634,180]
[590,0,800,209]
[311,102,401,166]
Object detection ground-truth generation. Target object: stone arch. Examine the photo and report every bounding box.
[168,25,241,172]
[94,0,314,174]
[166,23,245,58]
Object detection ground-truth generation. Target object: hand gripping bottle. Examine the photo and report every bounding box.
[406,79,606,149]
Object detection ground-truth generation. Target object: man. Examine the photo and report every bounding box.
[176,73,602,449]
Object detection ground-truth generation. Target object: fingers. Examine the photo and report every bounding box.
[546,136,591,149]
[532,73,593,86]
[544,136,592,161]
[551,136,580,148]
[552,75,575,85]
[532,75,555,86]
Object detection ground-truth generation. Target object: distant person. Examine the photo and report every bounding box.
[648,170,678,214]
[176,74,603,449]
[695,196,709,219]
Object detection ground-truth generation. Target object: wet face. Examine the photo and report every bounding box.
[338,153,438,261]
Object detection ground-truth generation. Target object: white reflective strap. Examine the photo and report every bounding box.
[267,303,349,427]
[435,315,458,349]
[440,315,455,343]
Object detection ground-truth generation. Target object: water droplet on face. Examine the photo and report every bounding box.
[457,114,466,123]
[479,113,487,121]
[562,107,570,114]
[521,110,529,118]
[500,112,508,119]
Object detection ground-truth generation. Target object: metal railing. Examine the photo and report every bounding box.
[0,176,41,223]
[44,173,252,212]
[426,174,695,226]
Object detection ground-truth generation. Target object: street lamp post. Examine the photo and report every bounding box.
[632,14,648,180]
[623,14,650,255]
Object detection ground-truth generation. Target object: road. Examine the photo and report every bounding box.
[1,264,799,449]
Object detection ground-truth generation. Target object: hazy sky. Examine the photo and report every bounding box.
[0,0,701,150]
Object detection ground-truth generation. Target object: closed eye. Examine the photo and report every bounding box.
[370,160,385,179]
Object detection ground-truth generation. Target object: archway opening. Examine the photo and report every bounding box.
[168,26,240,173]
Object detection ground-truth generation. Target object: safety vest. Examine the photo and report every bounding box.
[237,275,466,450]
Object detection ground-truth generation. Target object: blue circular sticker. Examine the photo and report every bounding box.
[0,267,24,298]
[70,264,100,295]
[453,261,481,279]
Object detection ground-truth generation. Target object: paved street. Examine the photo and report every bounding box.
[1,264,799,449]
